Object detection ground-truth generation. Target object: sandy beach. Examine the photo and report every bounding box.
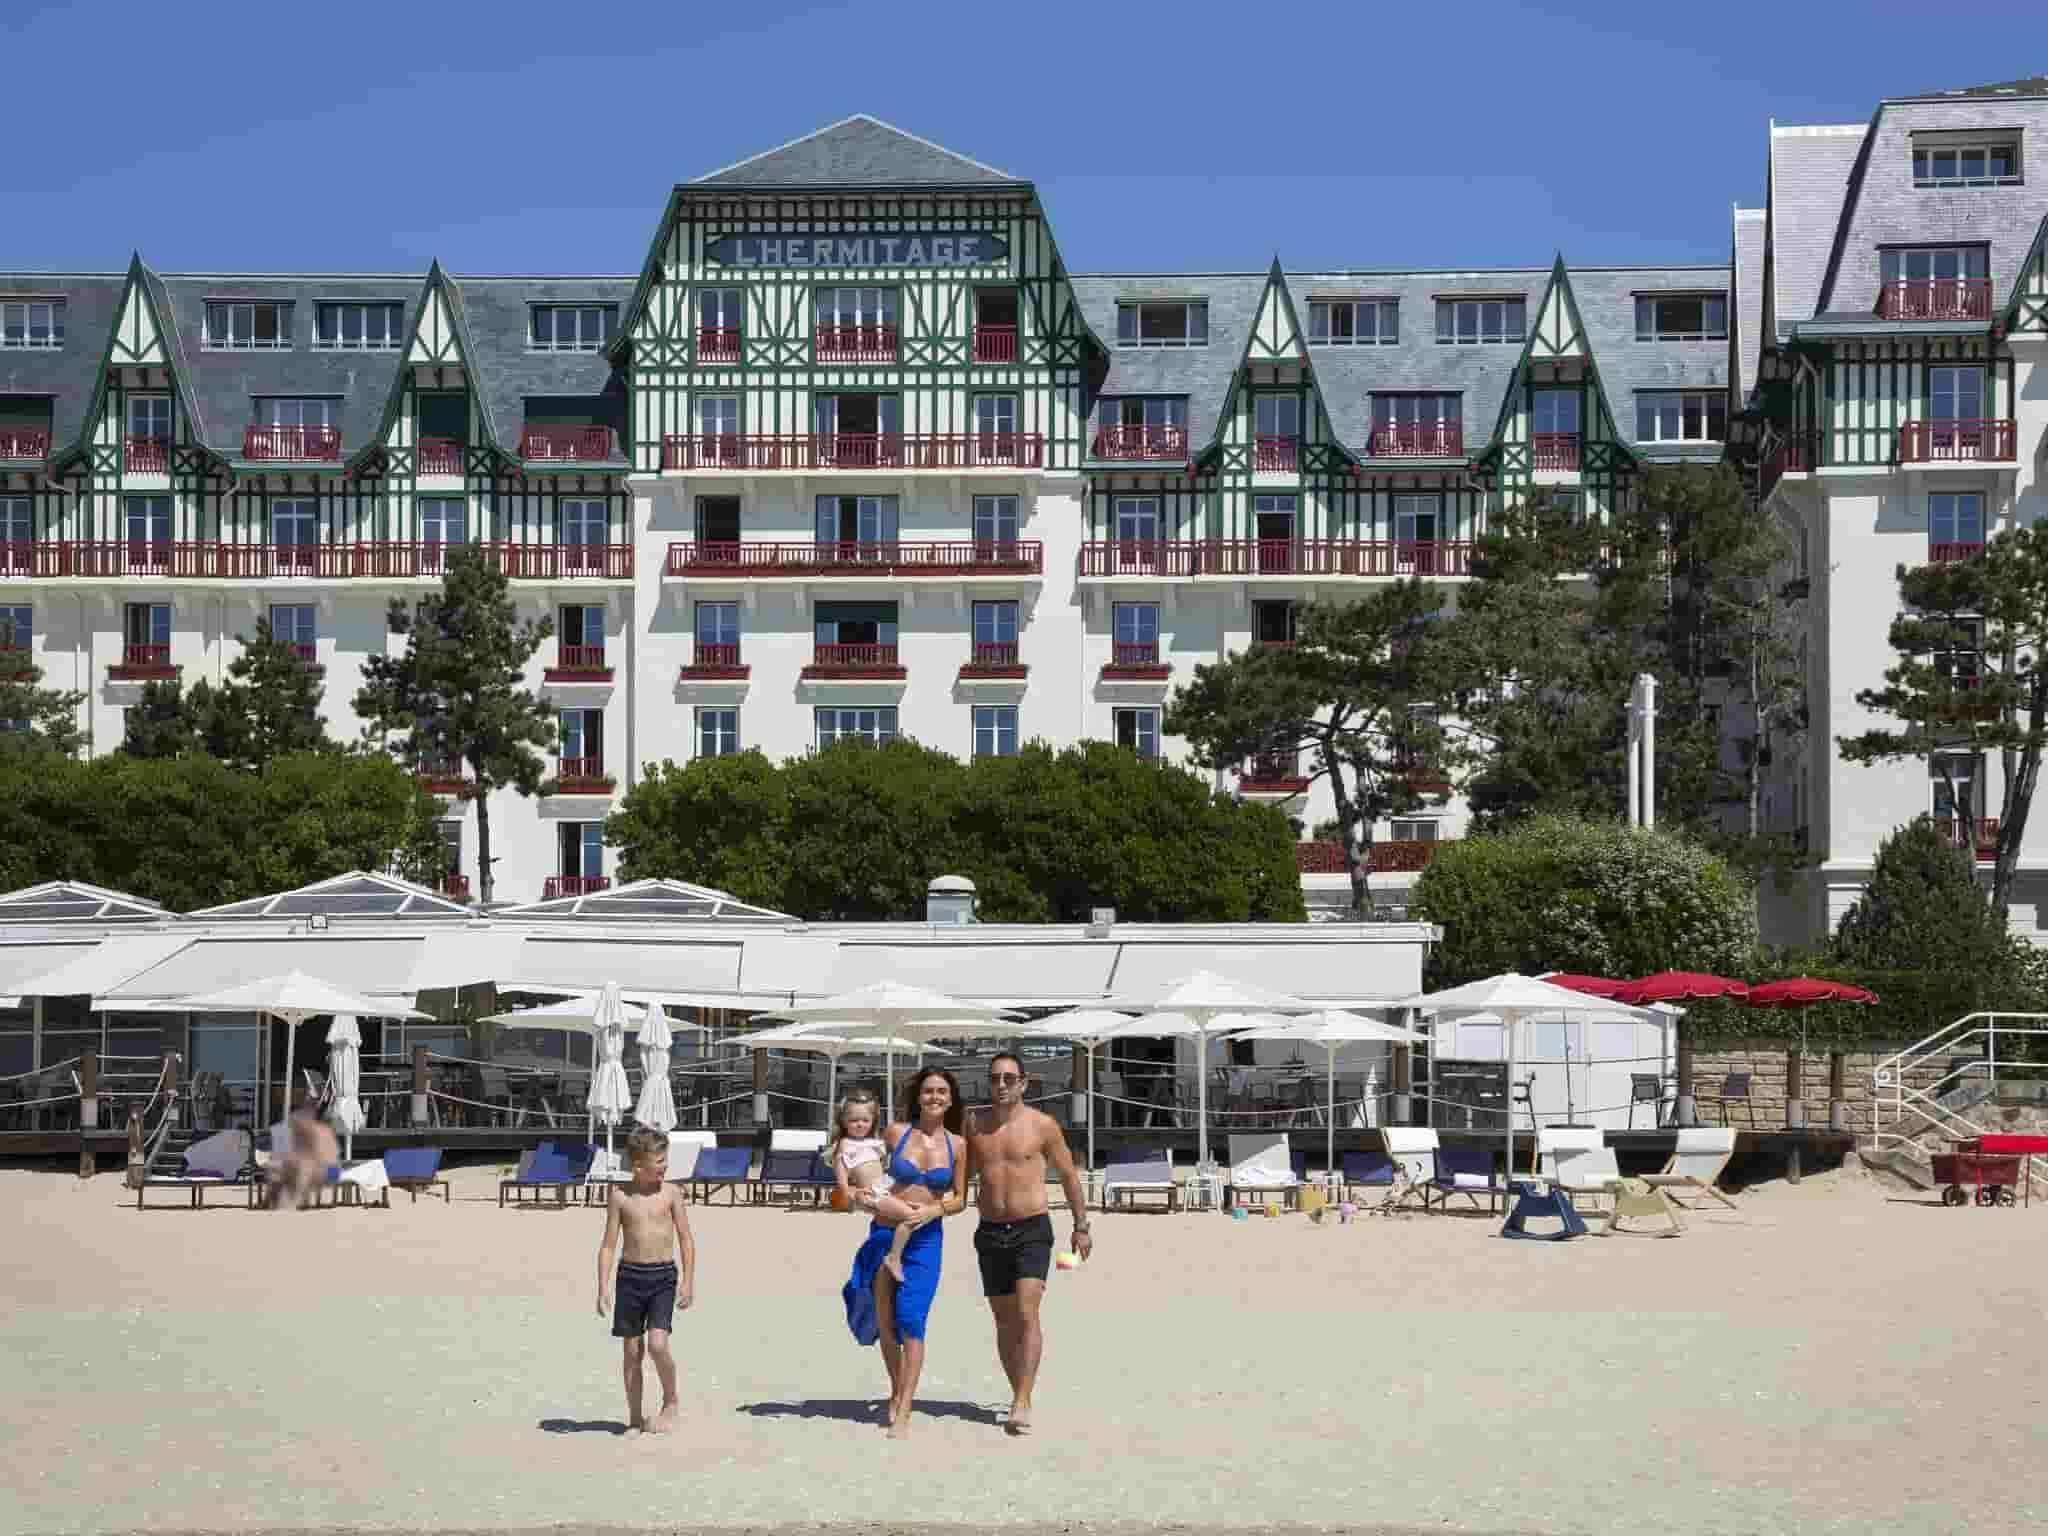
[1,1161,2043,1536]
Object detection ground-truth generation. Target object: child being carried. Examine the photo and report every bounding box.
[831,1091,940,1284]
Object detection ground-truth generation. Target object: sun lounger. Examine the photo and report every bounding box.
[1340,1150,1394,1198]
[757,1130,833,1206]
[665,1130,718,1182]
[1641,1127,1740,1210]
[134,1172,258,1210]
[1102,1147,1178,1212]
[383,1146,450,1203]
[1424,1144,1507,1213]
[1224,1132,1299,1210]
[1380,1127,1441,1210]
[499,1145,578,1207]
[688,1144,752,1205]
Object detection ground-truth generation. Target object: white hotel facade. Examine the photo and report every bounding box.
[3,89,2047,929]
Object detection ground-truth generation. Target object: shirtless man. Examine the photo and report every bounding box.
[270,1099,339,1211]
[964,1050,1092,1437]
[596,1127,697,1434]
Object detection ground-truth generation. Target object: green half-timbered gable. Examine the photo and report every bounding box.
[2004,215,2048,336]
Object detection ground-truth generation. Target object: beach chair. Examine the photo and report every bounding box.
[1642,1127,1740,1211]
[1102,1147,1177,1212]
[688,1144,752,1205]
[383,1146,450,1204]
[1543,1133,1682,1235]
[1340,1149,1394,1198]
[1379,1127,1440,1211]
[1424,1144,1506,1213]
[498,1144,578,1207]
[665,1130,718,1183]
[757,1129,833,1206]
[1223,1132,1299,1210]
[1694,1072,1755,1128]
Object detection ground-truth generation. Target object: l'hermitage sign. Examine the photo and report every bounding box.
[704,232,1009,268]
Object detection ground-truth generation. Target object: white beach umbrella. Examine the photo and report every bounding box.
[324,1014,366,1161]
[724,1023,927,1124]
[1030,1008,1139,1181]
[480,996,650,1030]
[1227,1009,1425,1180]
[1398,974,1650,1182]
[585,983,633,1163]
[766,981,1019,1111]
[1098,970,1312,1173]
[177,971,424,1138]
[633,1002,677,1132]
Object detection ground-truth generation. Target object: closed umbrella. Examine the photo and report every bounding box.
[633,1002,677,1132]
[325,1014,365,1162]
[1226,1009,1426,1184]
[586,982,632,1165]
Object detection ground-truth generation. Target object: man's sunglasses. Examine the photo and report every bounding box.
[989,1072,1026,1085]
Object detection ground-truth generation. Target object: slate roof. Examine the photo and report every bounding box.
[691,115,1024,190]
[1068,272,1267,456]
[1902,76,2048,102]
[445,275,633,457]
[1568,266,1730,451]
[1733,209,1766,399]
[0,272,124,455]
[1767,124,1867,338]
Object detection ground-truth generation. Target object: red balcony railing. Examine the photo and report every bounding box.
[1241,753,1310,793]
[243,424,341,461]
[437,874,471,901]
[124,436,169,473]
[548,644,609,679]
[1090,424,1188,461]
[1760,431,1819,497]
[518,425,618,461]
[661,432,1045,471]
[417,437,464,475]
[544,875,611,900]
[815,324,898,362]
[1533,433,1580,471]
[1899,419,2016,463]
[288,642,319,666]
[1294,839,1445,874]
[1878,279,1992,322]
[1369,422,1465,458]
[972,325,1017,363]
[1929,540,1985,564]
[961,641,1024,676]
[1077,539,1475,579]
[0,540,633,581]
[696,327,742,362]
[110,642,174,678]
[665,540,1042,577]
[1934,817,2000,859]
[1103,640,1166,678]
[804,642,903,678]
[554,757,612,793]
[416,759,471,795]
[681,641,746,678]
[0,428,50,460]
[1254,435,1298,471]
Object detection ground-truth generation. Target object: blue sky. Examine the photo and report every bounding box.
[7,0,2040,275]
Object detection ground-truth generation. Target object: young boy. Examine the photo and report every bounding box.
[596,1127,696,1434]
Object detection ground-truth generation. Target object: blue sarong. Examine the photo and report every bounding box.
[843,1217,943,1346]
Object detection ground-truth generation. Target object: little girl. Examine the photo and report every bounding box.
[830,1092,936,1283]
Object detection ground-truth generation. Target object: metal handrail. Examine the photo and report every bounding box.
[1870,1012,2048,1195]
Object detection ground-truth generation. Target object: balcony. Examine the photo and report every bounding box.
[417,437,464,476]
[661,432,1045,471]
[802,642,904,680]
[0,428,50,461]
[243,424,341,461]
[1878,279,1992,322]
[678,641,748,680]
[959,641,1026,679]
[124,436,169,473]
[436,874,472,901]
[108,643,175,680]
[696,327,742,363]
[666,540,1042,579]
[1077,539,1475,579]
[1254,435,1298,471]
[1240,753,1310,795]
[1294,838,1444,874]
[1101,640,1169,680]
[553,757,615,794]
[972,325,1018,363]
[1934,817,2000,861]
[815,324,897,363]
[0,540,633,581]
[518,425,619,462]
[288,642,320,668]
[1930,540,1985,564]
[545,644,611,682]
[1368,422,1465,458]
[1760,432,1819,498]
[1532,433,1580,472]
[544,874,611,900]
[1090,425,1188,461]
[1899,419,2016,463]
[416,760,472,796]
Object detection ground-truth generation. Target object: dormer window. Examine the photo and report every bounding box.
[1116,301,1207,348]
[529,304,616,352]
[204,300,292,351]
[0,299,63,350]
[314,301,403,351]
[1434,297,1524,345]
[1309,299,1397,345]
[1634,293,1727,341]
[1913,137,2020,187]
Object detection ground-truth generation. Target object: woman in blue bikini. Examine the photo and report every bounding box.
[841,1066,966,1438]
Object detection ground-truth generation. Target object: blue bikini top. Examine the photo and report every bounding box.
[890,1125,955,1191]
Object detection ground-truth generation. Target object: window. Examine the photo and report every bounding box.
[1930,752,1982,821]
[1253,495,1296,554]
[560,822,604,879]
[1113,496,1159,544]
[437,820,463,880]
[696,707,739,758]
[1882,246,1989,285]
[813,392,900,439]
[419,497,468,545]
[1390,818,1440,843]
[1635,391,1728,443]
[560,498,607,546]
[1112,601,1160,665]
[269,604,315,647]
[1435,297,1524,344]
[1393,493,1440,544]
[1309,299,1397,345]
[695,496,740,544]
[814,601,897,648]
[1929,366,1984,421]
[974,495,1020,546]
[1372,394,1460,431]
[1113,706,1161,759]
[1252,600,1296,645]
[127,395,170,441]
[124,602,170,647]
[1913,139,2021,187]
[558,603,604,649]
[124,494,170,546]
[314,302,403,351]
[1633,293,1728,341]
[697,287,743,333]
[816,707,897,748]
[0,299,63,349]
[814,287,898,327]
[1532,389,1580,436]
[1115,301,1208,347]
[695,600,739,648]
[1101,397,1188,431]
[0,497,29,545]
[815,495,899,548]
[973,394,1018,439]
[1933,618,1983,688]
[204,300,291,350]
[270,498,317,548]
[0,604,29,651]
[559,707,604,768]
[529,305,616,352]
[697,395,738,441]
[257,398,338,429]
[973,600,1019,648]
[1254,396,1300,439]
[973,704,1019,759]
[1931,492,1985,548]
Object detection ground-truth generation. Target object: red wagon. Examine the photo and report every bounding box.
[1934,1134,2048,1209]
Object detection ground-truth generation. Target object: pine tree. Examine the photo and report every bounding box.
[1832,816,2020,979]
[0,643,86,757]
[353,546,554,906]
[119,617,329,771]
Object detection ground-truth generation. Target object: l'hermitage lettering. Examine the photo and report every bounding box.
[705,232,1009,268]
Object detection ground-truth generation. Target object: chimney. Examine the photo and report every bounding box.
[925,874,977,925]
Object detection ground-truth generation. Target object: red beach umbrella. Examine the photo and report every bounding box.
[1745,978,1880,1008]
[1615,971,1751,1006]
[1542,973,1633,999]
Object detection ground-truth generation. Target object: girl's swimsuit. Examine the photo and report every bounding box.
[842,1126,954,1345]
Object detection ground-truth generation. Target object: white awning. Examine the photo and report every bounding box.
[820,941,1119,1004]
[10,934,194,1001]
[502,935,747,995]
[1105,939,1422,1008]
[0,940,99,999]
[402,930,531,993]
[96,935,427,1006]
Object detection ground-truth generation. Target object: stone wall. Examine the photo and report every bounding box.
[1687,1040,1939,1138]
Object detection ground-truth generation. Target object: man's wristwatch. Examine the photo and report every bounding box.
[1072,1220,1091,1233]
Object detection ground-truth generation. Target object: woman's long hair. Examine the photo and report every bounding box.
[900,1066,964,1135]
